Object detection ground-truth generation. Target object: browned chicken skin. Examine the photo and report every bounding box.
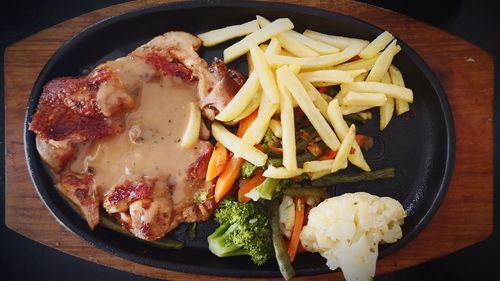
[30,31,242,239]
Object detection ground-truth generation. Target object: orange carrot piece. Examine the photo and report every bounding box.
[214,157,244,202]
[214,111,258,202]
[206,143,229,181]
[236,110,258,138]
[355,134,369,148]
[268,144,283,154]
[288,197,305,262]
[238,169,265,203]
[318,149,338,160]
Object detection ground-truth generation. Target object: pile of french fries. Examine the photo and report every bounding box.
[198,16,413,180]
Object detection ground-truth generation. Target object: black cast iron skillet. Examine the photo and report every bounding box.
[24,0,455,277]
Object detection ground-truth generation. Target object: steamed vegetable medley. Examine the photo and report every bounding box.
[196,16,411,281]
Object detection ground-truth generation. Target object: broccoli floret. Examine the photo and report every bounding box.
[240,161,257,178]
[208,198,273,265]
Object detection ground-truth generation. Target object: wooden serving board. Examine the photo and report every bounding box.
[4,0,494,280]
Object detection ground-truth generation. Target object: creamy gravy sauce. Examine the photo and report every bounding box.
[70,72,202,206]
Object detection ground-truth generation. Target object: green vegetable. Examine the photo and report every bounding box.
[283,186,330,198]
[270,197,295,280]
[255,178,281,200]
[240,161,257,178]
[269,152,316,168]
[311,167,395,187]
[207,198,273,266]
[187,223,197,241]
[100,213,183,249]
[296,130,318,152]
[264,128,275,143]
[194,189,208,204]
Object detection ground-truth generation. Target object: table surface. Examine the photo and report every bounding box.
[2,0,500,280]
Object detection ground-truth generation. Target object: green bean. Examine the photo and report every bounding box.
[269,152,316,168]
[100,213,184,249]
[283,186,330,198]
[187,223,197,241]
[296,130,318,152]
[270,197,295,281]
[311,167,395,187]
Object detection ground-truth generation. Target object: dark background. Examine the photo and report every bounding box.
[1,0,499,280]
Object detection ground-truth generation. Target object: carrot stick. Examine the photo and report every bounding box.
[288,197,305,262]
[206,143,228,181]
[236,110,258,138]
[318,149,338,160]
[268,144,283,154]
[214,110,258,202]
[215,157,244,202]
[238,169,264,203]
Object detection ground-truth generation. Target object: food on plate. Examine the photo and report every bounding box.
[208,198,273,265]
[198,15,412,280]
[300,193,405,281]
[30,31,245,239]
[31,12,416,280]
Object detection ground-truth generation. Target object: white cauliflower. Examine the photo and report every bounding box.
[279,195,295,239]
[300,192,406,281]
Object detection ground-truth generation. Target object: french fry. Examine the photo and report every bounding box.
[359,31,394,59]
[224,18,294,63]
[303,160,335,173]
[379,71,394,130]
[347,81,413,102]
[233,91,262,122]
[335,55,379,71]
[198,20,260,47]
[257,15,319,57]
[247,51,254,73]
[335,45,400,71]
[180,102,201,148]
[366,40,398,82]
[300,79,329,119]
[331,124,356,172]
[389,65,410,115]
[215,72,260,121]
[211,122,267,166]
[307,170,333,180]
[269,119,283,138]
[299,70,354,85]
[265,37,282,55]
[263,165,303,179]
[236,95,278,155]
[354,71,369,82]
[328,99,370,171]
[277,66,340,151]
[266,43,365,70]
[303,29,369,49]
[286,31,340,54]
[277,72,298,170]
[340,105,373,115]
[249,44,281,103]
[342,91,387,107]
[333,83,352,104]
[321,93,333,103]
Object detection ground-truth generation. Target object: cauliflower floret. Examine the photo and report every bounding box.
[300,192,406,281]
[279,195,295,239]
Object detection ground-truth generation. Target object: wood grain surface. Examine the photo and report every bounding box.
[4,0,494,280]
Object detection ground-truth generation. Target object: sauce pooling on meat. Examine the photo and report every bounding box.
[71,74,202,206]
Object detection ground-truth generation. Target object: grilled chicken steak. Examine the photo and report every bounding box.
[30,31,243,239]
